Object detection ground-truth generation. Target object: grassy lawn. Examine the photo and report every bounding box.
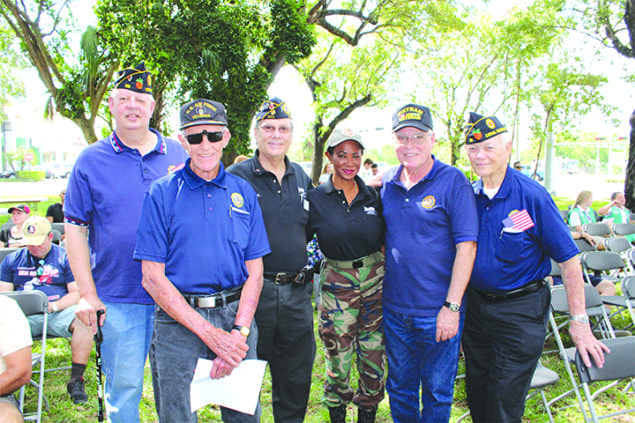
[20,305,635,423]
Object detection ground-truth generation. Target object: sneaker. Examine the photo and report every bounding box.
[67,378,88,404]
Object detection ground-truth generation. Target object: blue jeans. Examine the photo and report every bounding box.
[383,307,464,423]
[101,302,154,423]
[150,300,261,423]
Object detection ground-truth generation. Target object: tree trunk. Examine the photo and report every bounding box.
[311,120,325,184]
[626,109,635,210]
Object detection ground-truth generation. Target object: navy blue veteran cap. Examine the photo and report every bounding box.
[114,62,153,94]
[464,112,508,144]
[180,99,228,130]
[255,97,292,121]
[392,103,433,133]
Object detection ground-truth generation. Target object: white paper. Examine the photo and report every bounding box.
[190,358,267,415]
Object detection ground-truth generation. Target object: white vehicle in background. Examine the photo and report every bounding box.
[51,163,74,178]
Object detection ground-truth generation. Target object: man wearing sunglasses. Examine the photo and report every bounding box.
[0,215,94,405]
[228,97,316,423]
[134,99,270,422]
[64,63,188,422]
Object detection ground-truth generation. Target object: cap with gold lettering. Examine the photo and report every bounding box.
[392,103,433,133]
[464,112,507,144]
[179,99,228,130]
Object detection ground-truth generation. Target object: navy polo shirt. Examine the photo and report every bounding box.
[381,157,478,316]
[134,160,271,295]
[1,245,73,301]
[307,175,384,261]
[470,166,579,293]
[227,150,312,273]
[64,130,188,304]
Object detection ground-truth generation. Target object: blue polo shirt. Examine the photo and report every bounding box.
[381,157,478,316]
[1,245,73,301]
[133,159,271,295]
[64,130,188,304]
[470,166,579,293]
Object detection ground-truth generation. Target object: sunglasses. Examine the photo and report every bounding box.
[185,130,224,145]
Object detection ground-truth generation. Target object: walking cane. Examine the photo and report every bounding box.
[94,309,105,422]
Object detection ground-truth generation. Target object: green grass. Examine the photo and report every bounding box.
[20,306,635,423]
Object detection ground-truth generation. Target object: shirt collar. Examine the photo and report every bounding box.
[109,128,167,155]
[323,174,370,199]
[389,154,440,188]
[181,158,228,190]
[251,149,291,177]
[473,165,513,199]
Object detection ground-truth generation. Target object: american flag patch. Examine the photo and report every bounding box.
[502,209,534,232]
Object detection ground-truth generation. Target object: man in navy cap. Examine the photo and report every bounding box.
[463,112,608,422]
[64,62,188,422]
[381,104,478,422]
[135,98,270,422]
[228,97,316,422]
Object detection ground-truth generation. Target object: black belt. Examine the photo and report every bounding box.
[476,279,546,303]
[264,267,314,285]
[182,286,242,308]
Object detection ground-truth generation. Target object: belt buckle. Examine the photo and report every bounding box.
[274,273,286,285]
[352,260,363,269]
[197,296,217,308]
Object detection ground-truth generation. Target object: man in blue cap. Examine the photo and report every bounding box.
[463,111,609,422]
[381,103,478,422]
[135,98,270,422]
[228,97,316,422]
[64,62,188,422]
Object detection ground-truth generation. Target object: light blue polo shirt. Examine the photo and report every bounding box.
[64,129,189,304]
[381,157,478,316]
[134,159,271,295]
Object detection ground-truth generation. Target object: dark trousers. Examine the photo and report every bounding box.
[256,279,316,423]
[462,285,550,423]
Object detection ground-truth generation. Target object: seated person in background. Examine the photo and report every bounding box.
[567,190,607,250]
[46,189,66,224]
[0,216,93,404]
[0,295,32,423]
[599,192,635,243]
[0,205,31,248]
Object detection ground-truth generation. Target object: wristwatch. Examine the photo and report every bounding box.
[443,301,460,312]
[51,302,59,313]
[570,314,589,324]
[232,325,250,337]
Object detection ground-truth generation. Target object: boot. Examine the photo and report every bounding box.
[328,404,347,423]
[357,406,377,423]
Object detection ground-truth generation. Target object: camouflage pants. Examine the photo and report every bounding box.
[318,251,386,408]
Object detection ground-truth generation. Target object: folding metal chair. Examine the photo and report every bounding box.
[583,223,611,237]
[546,286,624,419]
[575,336,635,423]
[0,247,15,262]
[1,290,49,423]
[612,222,635,238]
[574,238,596,253]
[579,251,625,285]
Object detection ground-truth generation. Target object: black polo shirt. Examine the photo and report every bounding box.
[307,175,384,261]
[227,150,313,273]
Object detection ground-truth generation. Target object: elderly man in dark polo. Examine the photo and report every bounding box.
[134,99,270,422]
[228,97,316,423]
[463,111,609,422]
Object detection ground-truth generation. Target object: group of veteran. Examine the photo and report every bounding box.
[19,58,606,423]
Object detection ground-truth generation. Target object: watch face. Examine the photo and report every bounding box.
[240,327,250,337]
[449,303,460,312]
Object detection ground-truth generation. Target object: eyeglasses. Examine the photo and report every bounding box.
[258,124,291,134]
[394,133,430,145]
[36,259,45,277]
[185,130,224,145]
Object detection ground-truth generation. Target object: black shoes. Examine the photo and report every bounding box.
[67,378,88,404]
